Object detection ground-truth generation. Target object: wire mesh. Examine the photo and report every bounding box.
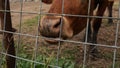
[0,0,120,68]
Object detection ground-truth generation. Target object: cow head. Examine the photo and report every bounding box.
[40,0,93,44]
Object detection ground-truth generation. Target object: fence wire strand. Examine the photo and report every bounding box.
[112,0,120,68]
[33,0,43,68]
[83,0,92,68]
[16,0,23,68]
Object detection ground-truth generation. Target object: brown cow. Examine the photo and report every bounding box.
[107,0,114,24]
[0,0,16,68]
[42,0,114,24]
[40,0,108,58]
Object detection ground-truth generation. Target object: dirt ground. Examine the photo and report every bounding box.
[1,1,120,68]
[10,2,51,26]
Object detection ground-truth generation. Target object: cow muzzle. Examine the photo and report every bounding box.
[39,16,73,44]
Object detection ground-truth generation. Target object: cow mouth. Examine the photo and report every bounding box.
[44,38,60,44]
[40,31,67,44]
[43,36,66,44]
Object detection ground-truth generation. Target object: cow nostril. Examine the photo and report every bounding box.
[53,18,62,28]
[54,21,61,28]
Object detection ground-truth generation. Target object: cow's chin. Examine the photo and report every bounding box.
[44,35,69,44]
[43,30,73,44]
[44,38,60,44]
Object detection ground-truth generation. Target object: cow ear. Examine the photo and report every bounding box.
[41,0,53,4]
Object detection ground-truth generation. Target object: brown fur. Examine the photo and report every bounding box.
[0,0,16,68]
[40,0,109,58]
[107,0,114,24]
[0,0,16,33]
[41,0,53,4]
[40,0,107,38]
[42,0,114,24]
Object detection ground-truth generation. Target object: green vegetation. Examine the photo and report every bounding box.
[16,43,76,68]
[23,16,39,27]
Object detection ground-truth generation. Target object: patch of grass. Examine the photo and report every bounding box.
[102,52,113,61]
[0,38,75,68]
[14,41,75,68]
[35,46,76,68]
[109,61,120,68]
[23,16,39,27]
[15,16,41,34]
[0,42,6,68]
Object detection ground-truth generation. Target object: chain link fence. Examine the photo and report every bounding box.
[0,0,120,68]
